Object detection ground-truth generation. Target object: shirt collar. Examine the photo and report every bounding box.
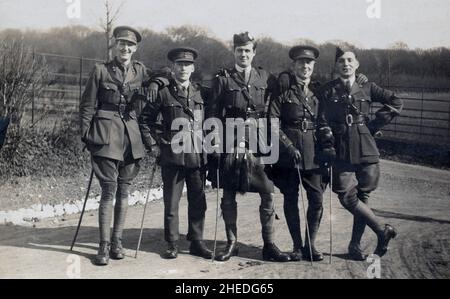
[340,75,356,89]
[174,79,190,89]
[235,64,252,74]
[114,57,131,72]
[295,76,311,87]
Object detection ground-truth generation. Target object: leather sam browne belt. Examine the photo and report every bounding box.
[283,120,316,132]
[331,114,366,127]
[99,103,130,115]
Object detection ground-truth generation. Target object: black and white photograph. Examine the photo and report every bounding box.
[0,0,449,284]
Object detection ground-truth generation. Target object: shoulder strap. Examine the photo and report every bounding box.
[167,85,195,120]
[291,88,316,120]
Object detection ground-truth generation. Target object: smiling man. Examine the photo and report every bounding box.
[80,26,148,266]
[268,46,327,262]
[316,46,403,260]
[207,32,291,263]
[139,47,212,260]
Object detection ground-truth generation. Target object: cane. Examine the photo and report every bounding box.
[329,165,333,264]
[297,166,313,266]
[212,167,220,262]
[70,169,94,251]
[135,159,158,258]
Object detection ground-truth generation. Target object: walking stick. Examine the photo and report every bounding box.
[135,159,158,258]
[212,167,220,262]
[70,169,94,251]
[297,166,313,266]
[329,165,333,264]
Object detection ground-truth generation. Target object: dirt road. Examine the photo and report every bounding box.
[0,159,449,279]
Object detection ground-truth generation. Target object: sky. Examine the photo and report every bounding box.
[0,0,449,49]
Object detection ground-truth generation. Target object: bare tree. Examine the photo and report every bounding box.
[0,40,48,133]
[99,0,125,61]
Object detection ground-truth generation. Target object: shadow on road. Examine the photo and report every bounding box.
[373,209,450,224]
[0,225,263,263]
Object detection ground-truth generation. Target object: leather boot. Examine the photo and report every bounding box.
[93,241,110,266]
[374,224,397,257]
[215,241,239,262]
[190,240,213,259]
[303,201,324,262]
[162,242,178,259]
[302,246,324,262]
[348,192,369,261]
[262,243,291,262]
[216,199,239,262]
[110,238,125,260]
[290,246,303,262]
[283,194,303,261]
[259,194,276,245]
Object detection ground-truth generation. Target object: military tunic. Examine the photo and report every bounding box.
[79,58,149,245]
[268,77,327,251]
[207,66,280,246]
[317,79,403,165]
[208,67,277,194]
[80,58,147,161]
[269,81,320,170]
[317,78,403,204]
[139,79,207,242]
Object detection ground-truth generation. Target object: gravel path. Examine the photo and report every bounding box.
[0,159,449,279]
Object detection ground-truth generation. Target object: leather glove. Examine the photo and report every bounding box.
[356,73,369,85]
[318,147,336,165]
[287,145,302,165]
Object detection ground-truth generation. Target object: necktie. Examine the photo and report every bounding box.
[345,81,352,94]
[244,70,250,84]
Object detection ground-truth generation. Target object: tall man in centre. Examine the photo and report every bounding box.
[139,47,212,260]
[207,32,291,262]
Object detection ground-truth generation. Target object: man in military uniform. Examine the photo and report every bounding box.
[139,47,213,260]
[317,46,403,260]
[207,32,291,262]
[268,46,327,262]
[80,26,148,266]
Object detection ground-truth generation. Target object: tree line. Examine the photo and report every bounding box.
[1,25,449,88]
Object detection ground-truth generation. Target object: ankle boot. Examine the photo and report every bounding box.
[162,242,178,259]
[94,241,110,266]
[374,224,397,257]
[190,240,213,259]
[215,240,239,262]
[262,243,291,262]
[110,238,125,260]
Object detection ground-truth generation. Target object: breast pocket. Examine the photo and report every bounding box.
[98,82,119,104]
[253,85,267,106]
[162,101,184,121]
[353,91,372,115]
[224,84,241,109]
[86,111,113,146]
[161,101,186,142]
[281,96,302,121]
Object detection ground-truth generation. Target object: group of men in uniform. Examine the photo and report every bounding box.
[80,26,402,266]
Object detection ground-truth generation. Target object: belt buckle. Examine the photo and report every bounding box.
[346,114,354,127]
[301,119,308,132]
